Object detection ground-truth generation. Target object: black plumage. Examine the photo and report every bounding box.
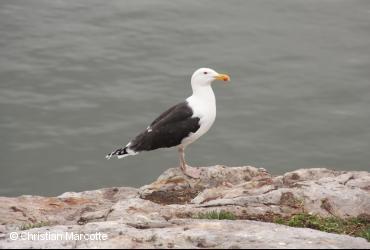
[107,101,200,158]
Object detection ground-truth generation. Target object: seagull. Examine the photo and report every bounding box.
[106,68,230,178]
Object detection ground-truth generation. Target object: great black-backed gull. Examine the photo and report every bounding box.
[106,68,230,178]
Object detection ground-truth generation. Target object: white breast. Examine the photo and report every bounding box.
[181,86,216,147]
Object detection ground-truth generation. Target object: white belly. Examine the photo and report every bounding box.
[181,90,216,147]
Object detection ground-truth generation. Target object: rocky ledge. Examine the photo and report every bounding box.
[0,166,369,248]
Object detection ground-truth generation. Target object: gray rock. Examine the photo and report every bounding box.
[141,166,370,220]
[139,165,270,205]
[1,166,369,248]
[1,220,369,249]
[0,187,138,227]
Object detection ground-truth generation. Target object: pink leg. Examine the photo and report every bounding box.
[178,147,201,179]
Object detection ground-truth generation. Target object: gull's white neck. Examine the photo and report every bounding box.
[189,82,215,105]
[187,81,216,121]
[183,81,216,147]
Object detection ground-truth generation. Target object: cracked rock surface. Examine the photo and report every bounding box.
[1,166,369,248]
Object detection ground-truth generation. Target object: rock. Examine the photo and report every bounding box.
[139,165,270,204]
[1,166,369,248]
[1,220,369,249]
[141,166,370,220]
[0,187,138,229]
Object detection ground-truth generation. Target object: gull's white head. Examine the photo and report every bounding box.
[191,68,230,87]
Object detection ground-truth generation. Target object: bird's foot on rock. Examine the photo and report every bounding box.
[182,165,201,179]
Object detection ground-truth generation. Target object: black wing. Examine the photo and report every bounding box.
[129,101,200,151]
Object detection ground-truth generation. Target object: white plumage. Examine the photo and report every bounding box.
[106,67,230,178]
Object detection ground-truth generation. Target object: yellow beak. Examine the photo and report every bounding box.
[214,73,231,82]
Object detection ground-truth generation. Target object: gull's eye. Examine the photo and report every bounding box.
[203,72,208,75]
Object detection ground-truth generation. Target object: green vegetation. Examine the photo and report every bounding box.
[193,210,369,241]
[274,213,370,242]
[194,210,236,220]
[20,221,51,231]
[361,228,370,242]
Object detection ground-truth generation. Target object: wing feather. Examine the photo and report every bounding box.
[129,102,200,151]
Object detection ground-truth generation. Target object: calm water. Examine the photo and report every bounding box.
[1,0,370,197]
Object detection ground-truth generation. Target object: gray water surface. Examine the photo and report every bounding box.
[1,0,370,197]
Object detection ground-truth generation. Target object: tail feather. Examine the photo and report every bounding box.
[106,146,135,160]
